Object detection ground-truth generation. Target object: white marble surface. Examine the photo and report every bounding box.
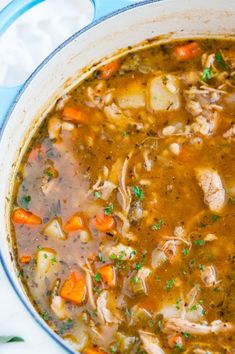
[0,1,93,353]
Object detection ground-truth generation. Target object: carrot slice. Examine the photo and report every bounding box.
[20,255,31,264]
[99,264,116,287]
[98,60,120,80]
[93,213,115,232]
[12,208,42,225]
[85,348,106,354]
[64,213,84,232]
[174,42,201,61]
[62,106,89,124]
[60,271,86,305]
[168,335,185,349]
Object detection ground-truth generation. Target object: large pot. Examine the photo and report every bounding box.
[0,0,235,352]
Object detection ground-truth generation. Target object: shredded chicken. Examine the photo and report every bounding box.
[223,124,235,140]
[164,318,234,336]
[195,168,225,213]
[139,331,165,354]
[201,265,219,287]
[85,271,96,310]
[97,291,123,324]
[186,284,201,308]
[106,243,136,261]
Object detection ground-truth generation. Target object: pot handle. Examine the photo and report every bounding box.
[0,0,45,128]
[93,0,138,20]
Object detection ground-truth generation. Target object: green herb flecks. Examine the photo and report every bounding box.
[94,273,102,282]
[132,276,139,284]
[98,252,105,263]
[194,239,205,246]
[211,214,221,223]
[20,195,31,210]
[131,186,144,200]
[165,278,175,291]
[59,319,74,335]
[201,67,216,82]
[152,219,164,231]
[94,191,102,199]
[183,248,189,256]
[215,51,228,70]
[104,203,113,215]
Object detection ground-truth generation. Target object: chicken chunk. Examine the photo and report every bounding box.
[97,290,123,324]
[201,265,219,287]
[163,318,234,336]
[195,168,225,213]
[139,331,165,354]
[223,124,235,140]
[107,243,136,260]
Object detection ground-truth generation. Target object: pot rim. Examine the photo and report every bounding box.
[0,0,159,352]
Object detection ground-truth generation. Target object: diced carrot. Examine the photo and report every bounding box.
[93,213,115,232]
[98,60,120,80]
[62,106,89,124]
[168,334,185,349]
[60,271,86,305]
[20,255,31,264]
[85,348,106,354]
[64,213,84,232]
[12,208,42,225]
[174,42,201,61]
[99,264,116,287]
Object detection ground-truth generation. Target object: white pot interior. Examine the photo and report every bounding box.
[0,0,235,348]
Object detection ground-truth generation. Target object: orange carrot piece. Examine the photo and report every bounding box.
[174,42,201,61]
[64,213,84,232]
[60,271,86,305]
[12,208,42,225]
[85,348,106,354]
[99,264,116,287]
[168,335,185,349]
[98,60,120,80]
[62,106,89,124]
[20,255,32,264]
[93,213,115,232]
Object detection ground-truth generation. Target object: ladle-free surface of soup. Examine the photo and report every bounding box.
[11,39,235,353]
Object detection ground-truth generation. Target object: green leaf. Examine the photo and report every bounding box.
[104,203,113,215]
[152,219,164,231]
[131,186,144,200]
[201,67,215,82]
[215,51,228,70]
[194,239,205,246]
[183,248,189,256]
[0,336,24,344]
[94,272,101,282]
[20,195,31,210]
[132,276,139,284]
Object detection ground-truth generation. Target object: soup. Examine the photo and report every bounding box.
[11,39,235,353]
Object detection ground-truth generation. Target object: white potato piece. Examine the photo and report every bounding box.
[148,74,181,112]
[35,248,57,281]
[116,82,146,109]
[43,218,66,240]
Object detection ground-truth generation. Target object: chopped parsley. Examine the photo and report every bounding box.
[198,264,204,271]
[51,256,57,264]
[176,298,182,310]
[131,186,144,200]
[43,253,48,259]
[110,345,118,353]
[59,319,74,335]
[165,278,175,291]
[152,219,164,231]
[215,51,228,70]
[190,304,197,311]
[104,203,113,215]
[132,276,139,284]
[156,275,161,281]
[94,191,102,199]
[201,67,215,82]
[20,195,31,210]
[183,248,189,256]
[194,239,205,246]
[109,253,117,260]
[211,214,221,223]
[182,332,191,340]
[175,343,184,352]
[94,272,102,282]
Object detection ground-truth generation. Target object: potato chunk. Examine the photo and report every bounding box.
[43,218,66,240]
[35,248,57,282]
[116,82,146,109]
[148,74,181,111]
